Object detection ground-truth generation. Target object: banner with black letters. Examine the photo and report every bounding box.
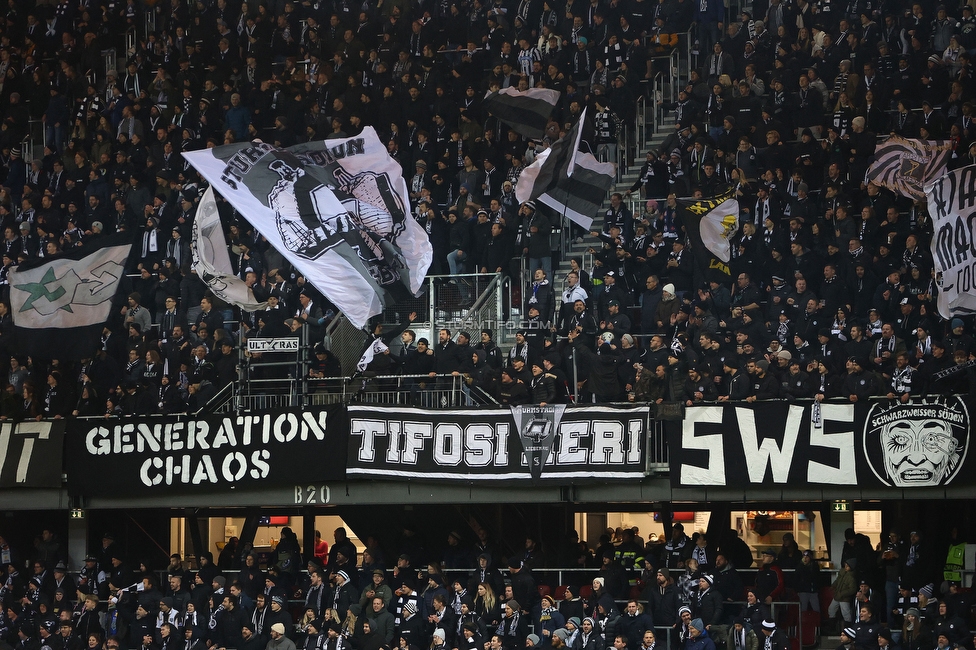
[0,421,65,488]
[667,397,975,488]
[65,407,347,495]
[926,164,976,318]
[346,404,648,480]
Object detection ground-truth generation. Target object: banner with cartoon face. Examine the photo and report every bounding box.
[667,397,973,488]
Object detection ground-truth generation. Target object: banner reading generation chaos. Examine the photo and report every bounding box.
[65,407,347,495]
[666,397,974,488]
[346,405,649,480]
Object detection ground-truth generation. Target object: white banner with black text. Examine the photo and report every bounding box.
[346,405,648,480]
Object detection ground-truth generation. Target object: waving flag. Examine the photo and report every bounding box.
[677,192,740,283]
[355,337,390,373]
[926,164,976,318]
[183,128,433,329]
[516,108,585,206]
[516,109,614,228]
[10,232,133,360]
[483,88,561,140]
[866,136,951,200]
[192,187,268,312]
[532,152,615,229]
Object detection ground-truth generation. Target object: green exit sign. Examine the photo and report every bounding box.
[832,501,850,512]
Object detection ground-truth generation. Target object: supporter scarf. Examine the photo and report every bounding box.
[777,320,791,343]
[877,336,896,356]
[251,606,267,635]
[916,336,932,358]
[733,629,747,650]
[142,228,158,258]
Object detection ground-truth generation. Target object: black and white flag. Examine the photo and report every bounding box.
[516,108,613,228]
[483,87,561,140]
[677,192,740,283]
[532,151,615,229]
[9,233,133,360]
[926,164,976,318]
[183,128,433,329]
[192,187,268,312]
[867,136,951,200]
[355,337,389,373]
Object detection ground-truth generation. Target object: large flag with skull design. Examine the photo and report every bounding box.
[183,129,433,329]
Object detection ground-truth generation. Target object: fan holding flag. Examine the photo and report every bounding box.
[675,190,741,285]
[515,107,617,230]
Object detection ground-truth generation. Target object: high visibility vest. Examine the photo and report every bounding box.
[943,542,965,582]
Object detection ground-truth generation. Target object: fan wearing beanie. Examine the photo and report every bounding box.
[759,620,788,650]
[685,618,716,650]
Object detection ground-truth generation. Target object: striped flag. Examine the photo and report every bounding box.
[516,109,586,199]
[483,87,561,140]
[534,152,616,229]
[866,136,952,200]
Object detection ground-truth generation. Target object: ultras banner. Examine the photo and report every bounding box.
[65,407,347,494]
[0,421,65,488]
[346,405,648,480]
[666,397,974,488]
[926,164,976,318]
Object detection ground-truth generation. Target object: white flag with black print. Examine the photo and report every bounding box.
[191,187,268,312]
[926,164,976,318]
[355,337,389,373]
[183,128,433,329]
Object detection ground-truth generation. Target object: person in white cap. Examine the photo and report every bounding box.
[432,629,448,650]
[656,283,679,330]
[267,622,297,650]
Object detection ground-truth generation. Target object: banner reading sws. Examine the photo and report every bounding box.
[667,397,973,488]
[65,407,347,495]
[346,405,648,480]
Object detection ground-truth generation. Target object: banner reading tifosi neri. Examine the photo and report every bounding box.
[346,404,649,480]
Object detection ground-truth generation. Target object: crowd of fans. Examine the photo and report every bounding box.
[427,0,976,403]
[0,0,973,413]
[1,522,971,650]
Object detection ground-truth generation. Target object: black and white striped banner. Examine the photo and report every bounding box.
[866,136,951,200]
[483,88,560,140]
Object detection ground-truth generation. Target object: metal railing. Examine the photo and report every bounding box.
[102,48,117,80]
[217,373,468,411]
[637,94,649,147]
[125,27,137,58]
[652,72,667,134]
[144,9,156,40]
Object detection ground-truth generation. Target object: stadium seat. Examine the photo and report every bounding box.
[579,584,593,599]
[538,584,551,598]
